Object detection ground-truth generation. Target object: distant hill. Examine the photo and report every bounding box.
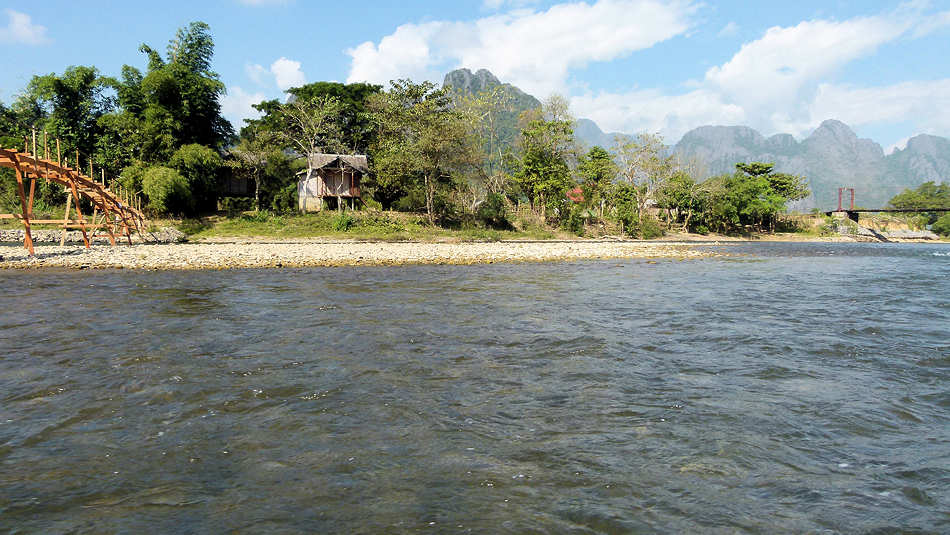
[673,120,950,209]
[443,69,950,210]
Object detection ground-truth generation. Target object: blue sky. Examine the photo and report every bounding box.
[2,0,948,150]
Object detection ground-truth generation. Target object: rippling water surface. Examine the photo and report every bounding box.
[1,242,948,533]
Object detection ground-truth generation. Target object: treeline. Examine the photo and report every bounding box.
[0,22,230,216]
[1,21,812,237]
[888,181,950,236]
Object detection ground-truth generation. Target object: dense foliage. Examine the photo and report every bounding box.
[17,21,943,241]
[888,181,950,235]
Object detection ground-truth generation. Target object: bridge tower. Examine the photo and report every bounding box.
[837,187,855,212]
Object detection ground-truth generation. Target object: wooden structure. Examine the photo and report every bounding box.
[297,154,368,212]
[0,132,147,256]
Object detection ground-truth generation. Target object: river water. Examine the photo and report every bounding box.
[1,242,948,534]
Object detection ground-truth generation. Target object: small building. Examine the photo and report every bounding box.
[297,154,369,212]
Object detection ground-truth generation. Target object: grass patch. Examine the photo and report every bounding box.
[176,210,567,242]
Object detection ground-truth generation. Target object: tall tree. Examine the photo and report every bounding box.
[513,95,577,215]
[578,145,617,218]
[369,79,480,223]
[278,95,345,164]
[614,132,677,237]
[119,21,232,163]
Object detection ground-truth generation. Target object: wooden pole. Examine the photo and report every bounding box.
[13,162,35,255]
[65,172,91,248]
[43,131,48,161]
[60,194,72,246]
[57,139,61,166]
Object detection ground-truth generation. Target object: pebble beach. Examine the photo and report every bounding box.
[0,239,715,270]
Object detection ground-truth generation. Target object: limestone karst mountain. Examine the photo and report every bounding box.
[443,68,949,209]
[672,120,950,209]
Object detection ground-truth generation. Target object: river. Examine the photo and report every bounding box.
[1,242,948,533]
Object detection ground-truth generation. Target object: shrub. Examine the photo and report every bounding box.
[142,166,192,214]
[220,197,254,217]
[118,161,149,194]
[170,144,223,212]
[332,212,354,231]
[932,213,950,236]
[476,193,511,230]
[270,183,298,214]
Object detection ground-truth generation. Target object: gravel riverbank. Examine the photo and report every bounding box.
[0,240,715,270]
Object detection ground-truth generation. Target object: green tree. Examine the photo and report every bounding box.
[169,144,223,212]
[229,127,280,211]
[888,181,950,224]
[932,213,950,236]
[142,166,191,214]
[369,79,480,223]
[614,132,677,238]
[122,21,233,163]
[14,65,116,166]
[513,95,576,216]
[578,146,616,218]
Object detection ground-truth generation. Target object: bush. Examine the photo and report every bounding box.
[270,183,298,214]
[561,205,585,236]
[170,144,223,212]
[118,161,149,194]
[142,166,192,214]
[220,197,254,217]
[476,193,511,230]
[332,212,354,231]
[932,213,950,236]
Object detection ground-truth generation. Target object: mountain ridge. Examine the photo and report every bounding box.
[442,68,950,210]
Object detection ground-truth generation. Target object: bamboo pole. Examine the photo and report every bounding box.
[60,194,72,246]
[65,172,91,249]
[13,162,34,255]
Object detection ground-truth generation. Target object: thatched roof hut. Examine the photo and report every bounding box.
[297,154,369,212]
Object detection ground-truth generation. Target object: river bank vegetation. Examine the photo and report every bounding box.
[3,21,946,242]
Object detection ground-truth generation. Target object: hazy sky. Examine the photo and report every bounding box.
[2,1,948,149]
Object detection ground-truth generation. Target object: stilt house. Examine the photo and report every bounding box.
[297,154,369,212]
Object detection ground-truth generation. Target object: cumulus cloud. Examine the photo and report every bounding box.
[270,57,306,91]
[221,86,268,128]
[717,21,739,37]
[0,9,50,45]
[482,0,540,9]
[346,0,699,97]
[571,5,950,143]
[245,63,268,86]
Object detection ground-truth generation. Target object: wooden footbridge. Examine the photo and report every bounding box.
[0,132,146,256]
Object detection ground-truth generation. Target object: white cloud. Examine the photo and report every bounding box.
[245,63,268,86]
[572,88,746,143]
[346,0,699,97]
[572,5,950,143]
[717,21,739,37]
[482,0,540,9]
[270,57,306,91]
[0,9,50,45]
[806,79,950,136]
[221,86,268,128]
[912,9,950,37]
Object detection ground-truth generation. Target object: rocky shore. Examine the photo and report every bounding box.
[0,240,714,270]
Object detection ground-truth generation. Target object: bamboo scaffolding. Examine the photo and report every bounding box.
[0,135,147,255]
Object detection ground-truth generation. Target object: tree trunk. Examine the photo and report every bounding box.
[254,175,261,212]
[425,174,434,224]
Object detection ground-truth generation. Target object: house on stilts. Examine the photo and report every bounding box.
[297,153,369,212]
